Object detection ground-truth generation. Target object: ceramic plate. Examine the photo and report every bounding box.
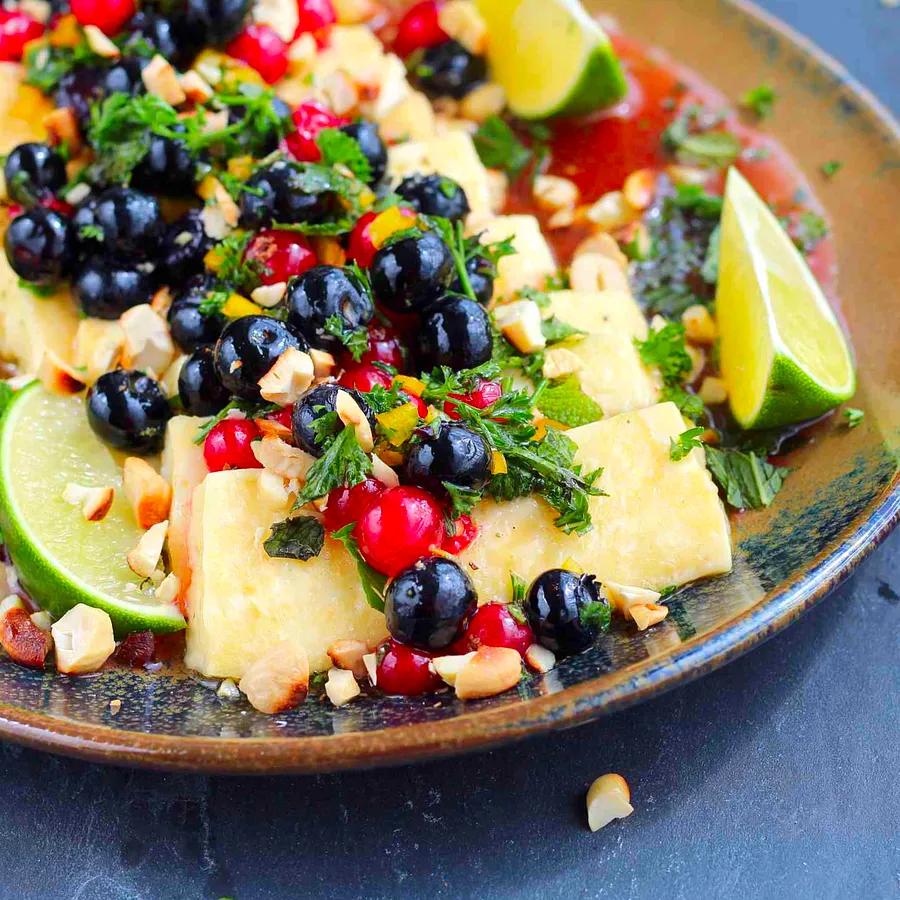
[0,0,897,773]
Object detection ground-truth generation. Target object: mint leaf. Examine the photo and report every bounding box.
[669,426,706,462]
[705,446,789,510]
[534,376,604,428]
[661,385,706,422]
[473,116,532,180]
[264,516,325,561]
[331,523,387,612]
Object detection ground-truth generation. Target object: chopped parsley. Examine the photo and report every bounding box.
[324,315,369,362]
[443,482,483,519]
[635,322,693,385]
[820,160,843,178]
[78,224,104,242]
[705,446,789,510]
[740,84,778,119]
[672,183,724,218]
[669,426,706,461]
[263,516,325,561]
[662,105,742,168]
[473,115,533,180]
[193,400,279,444]
[789,211,829,254]
[206,231,256,292]
[661,384,706,422]
[331,523,387,612]
[843,407,865,429]
[534,376,604,428]
[579,600,611,632]
[293,425,372,509]
[541,317,585,345]
[316,127,372,182]
[16,279,57,298]
[510,572,527,606]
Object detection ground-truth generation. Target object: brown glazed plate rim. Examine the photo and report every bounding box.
[0,0,898,773]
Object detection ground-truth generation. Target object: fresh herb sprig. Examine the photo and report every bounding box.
[292,425,372,509]
[193,399,279,444]
[332,523,387,611]
[669,426,706,461]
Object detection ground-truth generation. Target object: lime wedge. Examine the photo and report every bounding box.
[716,168,856,430]
[0,383,185,635]
[475,0,627,119]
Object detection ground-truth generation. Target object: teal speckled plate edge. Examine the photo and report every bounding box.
[0,0,896,773]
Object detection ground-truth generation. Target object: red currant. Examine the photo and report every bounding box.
[266,405,294,431]
[346,212,379,268]
[285,102,348,162]
[70,0,135,35]
[245,229,316,285]
[445,379,503,420]
[356,486,445,576]
[338,363,393,393]
[113,631,156,667]
[0,9,44,60]
[226,24,288,84]
[323,477,384,532]
[40,195,75,218]
[376,639,443,696]
[203,419,264,472]
[455,603,534,656]
[347,323,406,370]
[441,515,478,555]
[294,0,336,42]
[393,1,448,59]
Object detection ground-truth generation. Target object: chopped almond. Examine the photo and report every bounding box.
[252,436,315,479]
[493,300,546,354]
[332,0,377,24]
[150,286,174,317]
[251,281,288,309]
[547,207,577,230]
[73,318,124,385]
[180,70,213,103]
[239,642,309,714]
[586,774,634,832]
[42,106,82,154]
[255,416,293,442]
[123,457,172,529]
[431,652,475,687]
[325,667,361,707]
[29,610,53,633]
[573,231,628,267]
[126,521,168,579]
[603,581,668,631]
[335,390,375,451]
[1,607,52,669]
[37,350,86,396]
[51,604,116,675]
[327,640,371,678]
[362,652,378,685]
[699,376,728,405]
[154,572,180,606]
[459,82,506,122]
[252,0,299,41]
[257,348,315,405]
[542,347,583,380]
[629,603,669,631]
[569,252,630,294]
[623,168,657,211]
[371,453,400,488]
[62,483,115,522]
[309,348,336,378]
[681,304,718,345]
[438,0,488,53]
[120,304,175,379]
[454,646,522,700]
[141,54,186,105]
[533,175,580,212]
[585,190,634,231]
[83,24,120,58]
[524,643,556,674]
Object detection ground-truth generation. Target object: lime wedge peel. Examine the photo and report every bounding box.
[716,168,856,430]
[476,0,627,119]
[0,383,185,636]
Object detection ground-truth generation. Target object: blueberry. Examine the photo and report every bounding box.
[101,56,147,96]
[178,345,231,416]
[214,315,308,400]
[417,296,493,370]
[184,0,251,45]
[340,120,388,185]
[131,132,198,196]
[158,210,211,284]
[370,231,454,313]
[405,423,491,494]
[86,369,171,454]
[292,383,376,457]
[449,253,494,304]
[396,173,470,222]
[385,556,477,651]
[524,570,609,656]
[168,277,226,352]
[4,207,73,284]
[54,66,105,130]
[228,96,291,156]
[3,143,67,205]
[239,160,333,229]
[285,265,374,354]
[73,258,155,319]
[93,187,164,260]
[123,10,180,60]
[415,39,487,99]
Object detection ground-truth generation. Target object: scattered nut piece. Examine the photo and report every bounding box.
[251,281,288,309]
[585,191,634,231]
[666,164,709,187]
[286,32,318,74]
[120,304,175,378]
[258,348,315,405]
[629,603,669,631]
[64,182,91,205]
[459,82,506,122]
[141,54,186,105]
[325,667,361,707]
[362,652,378,685]
[371,453,400,488]
[154,572,180,607]
[62,483,115,522]
[37,350,86,396]
[493,300,546,354]
[335,389,375,451]
[699,375,728,405]
[150,286,174,317]
[542,347,583,380]
[255,416,293,442]
[603,581,661,616]
[332,0,376,24]
[251,0,299,42]
[524,643,556,674]
[126,521,168,579]
[51,604,116,675]
[217,677,241,700]
[83,24,120,58]
[547,207,576,230]
[533,175,580,212]
[42,107,82,154]
[252,436,315,479]
[431,652,475,687]
[623,168,657,211]
[123,457,172,529]
[73,318,124,385]
[160,353,187,400]
[309,348,336,378]
[1,607,53,669]
[109,698,122,716]
[239,642,309,714]
[29,611,53,633]
[572,231,628,267]
[586,773,634,832]
[569,252,630,293]
[327,640,371,678]
[179,70,213,103]
[454,646,522,700]
[438,0,488,53]
[681,304,717,345]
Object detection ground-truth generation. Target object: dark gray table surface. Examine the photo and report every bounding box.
[2,3,898,899]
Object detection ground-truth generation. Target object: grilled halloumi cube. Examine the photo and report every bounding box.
[458,402,732,594]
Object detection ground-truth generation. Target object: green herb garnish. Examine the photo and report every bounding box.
[843,407,864,429]
[534,376,604,428]
[705,446,789,509]
[293,425,372,509]
[740,84,778,119]
[316,127,372,182]
[820,160,843,178]
[324,315,369,362]
[263,516,326,561]
[635,322,693,385]
[669,426,706,461]
[331,523,387,612]
[473,115,533,180]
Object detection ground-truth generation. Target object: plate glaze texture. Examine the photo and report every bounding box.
[0,0,897,773]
